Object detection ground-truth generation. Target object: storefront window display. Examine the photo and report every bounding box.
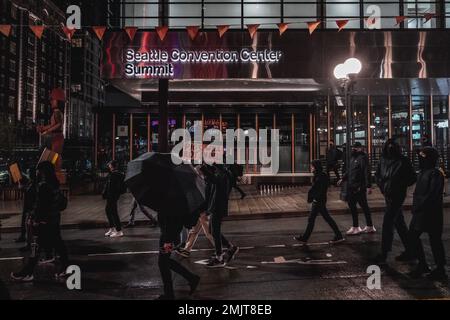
[370,96,389,167]
[391,96,410,156]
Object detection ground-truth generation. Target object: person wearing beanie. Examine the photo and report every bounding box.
[294,160,345,245]
[408,147,447,280]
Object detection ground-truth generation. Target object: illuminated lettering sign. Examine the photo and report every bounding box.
[124,48,283,78]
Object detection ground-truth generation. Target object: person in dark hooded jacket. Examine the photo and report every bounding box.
[294,160,344,244]
[374,139,416,263]
[408,147,447,280]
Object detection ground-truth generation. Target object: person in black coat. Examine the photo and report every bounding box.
[15,170,37,246]
[102,160,125,238]
[10,161,68,282]
[294,160,344,244]
[200,164,239,268]
[374,139,416,263]
[326,141,343,184]
[339,142,375,235]
[157,209,200,300]
[408,147,447,280]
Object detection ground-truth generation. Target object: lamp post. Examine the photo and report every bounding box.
[333,58,362,175]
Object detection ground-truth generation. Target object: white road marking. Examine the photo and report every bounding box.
[292,242,330,247]
[0,257,23,262]
[88,250,159,257]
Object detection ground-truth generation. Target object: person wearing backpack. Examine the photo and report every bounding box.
[11,161,69,282]
[103,160,125,238]
[374,139,416,264]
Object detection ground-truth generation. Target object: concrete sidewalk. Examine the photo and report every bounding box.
[1,185,449,232]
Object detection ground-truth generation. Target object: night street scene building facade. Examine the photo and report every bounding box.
[3,0,450,303]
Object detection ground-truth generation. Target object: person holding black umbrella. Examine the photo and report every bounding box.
[103,160,126,238]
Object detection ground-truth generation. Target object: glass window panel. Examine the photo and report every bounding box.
[331,96,347,147]
[239,113,257,173]
[123,1,158,27]
[352,96,368,147]
[370,96,389,168]
[446,3,450,28]
[258,114,274,173]
[391,96,410,156]
[169,0,202,27]
[433,96,448,169]
[204,0,241,28]
[243,2,280,18]
[97,113,112,171]
[411,95,431,148]
[221,114,238,164]
[405,1,436,28]
[326,0,360,29]
[284,1,317,19]
[115,113,130,168]
[363,2,399,29]
[277,113,292,173]
[294,113,310,173]
[133,115,149,158]
[315,99,329,161]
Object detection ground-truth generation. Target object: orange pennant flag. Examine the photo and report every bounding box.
[217,25,229,38]
[395,16,406,25]
[277,23,289,36]
[365,17,377,26]
[30,25,45,39]
[424,13,435,22]
[62,26,76,40]
[0,24,12,37]
[307,21,321,35]
[336,20,349,31]
[156,26,169,41]
[247,24,259,39]
[186,26,200,40]
[92,26,107,41]
[125,27,138,41]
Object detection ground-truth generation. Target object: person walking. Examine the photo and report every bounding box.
[326,141,343,185]
[294,160,344,245]
[125,196,157,228]
[374,139,416,263]
[408,147,447,280]
[103,160,125,238]
[15,171,37,245]
[176,212,215,258]
[339,142,375,235]
[157,210,200,300]
[11,161,69,282]
[201,164,239,268]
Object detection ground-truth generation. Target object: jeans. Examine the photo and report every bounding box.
[158,237,198,297]
[302,202,343,241]
[210,213,231,256]
[105,199,122,231]
[184,213,215,252]
[348,190,373,227]
[381,197,409,255]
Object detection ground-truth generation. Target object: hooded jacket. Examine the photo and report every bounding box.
[375,140,416,200]
[411,147,444,233]
[307,160,329,204]
[343,150,371,192]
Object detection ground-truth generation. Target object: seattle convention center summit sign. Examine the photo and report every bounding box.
[124,48,283,78]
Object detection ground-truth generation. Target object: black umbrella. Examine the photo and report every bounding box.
[125,152,206,222]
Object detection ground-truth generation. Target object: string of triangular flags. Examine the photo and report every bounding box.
[0,13,437,41]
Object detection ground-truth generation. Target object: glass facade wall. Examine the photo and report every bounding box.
[113,0,450,28]
[95,93,450,173]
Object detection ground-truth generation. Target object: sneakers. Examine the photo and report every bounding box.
[427,268,448,281]
[105,228,114,237]
[293,236,308,245]
[329,236,345,244]
[206,255,226,268]
[175,248,191,258]
[109,230,124,238]
[224,246,239,264]
[346,227,363,235]
[362,226,377,233]
[10,271,34,282]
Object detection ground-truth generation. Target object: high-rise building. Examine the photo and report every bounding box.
[0,0,71,156]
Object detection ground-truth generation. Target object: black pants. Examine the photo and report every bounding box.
[381,197,409,255]
[105,199,122,231]
[210,213,231,256]
[22,222,68,275]
[158,237,197,298]
[129,200,156,224]
[303,202,342,241]
[408,227,446,268]
[327,164,341,182]
[348,190,373,227]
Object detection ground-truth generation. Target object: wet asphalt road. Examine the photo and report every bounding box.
[1,211,450,300]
